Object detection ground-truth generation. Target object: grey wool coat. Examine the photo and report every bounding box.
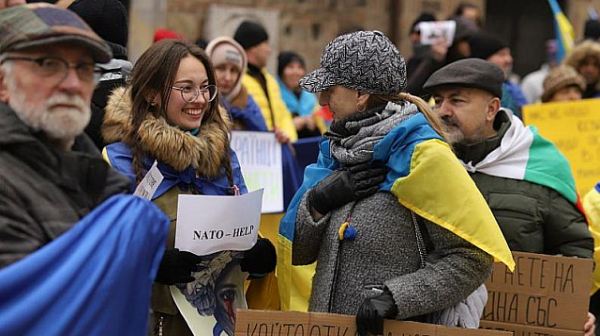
[293,191,493,320]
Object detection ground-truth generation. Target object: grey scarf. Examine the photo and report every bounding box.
[325,101,418,165]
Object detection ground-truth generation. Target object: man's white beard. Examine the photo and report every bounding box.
[9,88,91,141]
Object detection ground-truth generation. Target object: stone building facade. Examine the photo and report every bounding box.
[128,0,600,79]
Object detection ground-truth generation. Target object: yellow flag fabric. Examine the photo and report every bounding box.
[391,140,515,271]
[583,184,600,295]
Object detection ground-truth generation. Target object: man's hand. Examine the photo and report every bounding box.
[584,312,595,336]
[431,38,449,62]
[0,0,25,10]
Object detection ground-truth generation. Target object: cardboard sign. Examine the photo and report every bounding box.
[231,131,284,213]
[235,310,511,336]
[523,99,600,195]
[482,252,593,331]
[175,189,263,256]
[418,20,456,46]
[481,320,583,336]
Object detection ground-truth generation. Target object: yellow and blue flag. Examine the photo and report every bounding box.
[278,113,515,311]
[548,0,575,62]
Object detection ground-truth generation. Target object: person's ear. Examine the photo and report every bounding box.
[486,97,501,122]
[0,68,9,103]
[357,92,370,110]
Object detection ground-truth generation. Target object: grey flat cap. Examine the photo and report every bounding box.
[423,58,504,98]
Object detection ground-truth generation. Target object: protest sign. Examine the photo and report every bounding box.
[418,20,456,46]
[482,251,593,332]
[231,131,284,213]
[481,320,583,336]
[234,310,511,336]
[175,189,263,256]
[523,99,600,195]
[172,251,249,336]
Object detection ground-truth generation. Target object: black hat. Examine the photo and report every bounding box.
[423,58,504,98]
[68,0,128,48]
[233,20,269,50]
[278,51,305,77]
[469,31,507,60]
[584,19,600,40]
[410,13,436,34]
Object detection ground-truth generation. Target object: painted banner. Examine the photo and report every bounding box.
[231,131,283,213]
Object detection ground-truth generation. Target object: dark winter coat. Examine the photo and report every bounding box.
[0,102,129,268]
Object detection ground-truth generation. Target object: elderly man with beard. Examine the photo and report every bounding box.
[0,4,132,267]
[423,58,596,336]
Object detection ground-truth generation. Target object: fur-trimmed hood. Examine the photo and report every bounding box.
[102,86,230,178]
[564,40,600,91]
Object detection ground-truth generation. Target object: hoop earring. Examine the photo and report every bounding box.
[357,104,366,112]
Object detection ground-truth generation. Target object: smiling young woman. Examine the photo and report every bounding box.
[100,39,276,336]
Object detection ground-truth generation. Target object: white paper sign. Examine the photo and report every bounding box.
[133,160,164,200]
[418,20,456,46]
[230,131,284,213]
[175,189,263,256]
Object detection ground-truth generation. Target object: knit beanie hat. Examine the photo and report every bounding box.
[233,20,269,50]
[205,37,247,101]
[277,51,305,78]
[68,0,128,48]
[541,65,586,102]
[469,31,507,60]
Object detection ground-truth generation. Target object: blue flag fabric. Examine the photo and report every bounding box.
[0,195,169,336]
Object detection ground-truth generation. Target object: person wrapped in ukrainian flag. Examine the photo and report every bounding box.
[277,30,514,336]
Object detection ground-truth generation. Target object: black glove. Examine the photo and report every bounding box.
[309,161,387,215]
[155,248,203,285]
[356,287,398,336]
[241,238,276,277]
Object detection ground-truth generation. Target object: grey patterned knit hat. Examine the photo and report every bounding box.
[300,30,406,94]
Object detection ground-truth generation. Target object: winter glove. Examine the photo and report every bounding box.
[356,287,398,336]
[241,237,276,278]
[155,248,203,285]
[309,161,387,215]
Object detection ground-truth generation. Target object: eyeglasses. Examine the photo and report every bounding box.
[0,56,103,84]
[171,84,218,103]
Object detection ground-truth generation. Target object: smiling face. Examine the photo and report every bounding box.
[162,55,209,130]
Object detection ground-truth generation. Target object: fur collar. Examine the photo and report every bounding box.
[102,86,230,178]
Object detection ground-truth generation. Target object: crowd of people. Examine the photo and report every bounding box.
[1,0,600,336]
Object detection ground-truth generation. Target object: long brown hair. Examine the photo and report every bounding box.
[365,92,447,140]
[126,39,234,187]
